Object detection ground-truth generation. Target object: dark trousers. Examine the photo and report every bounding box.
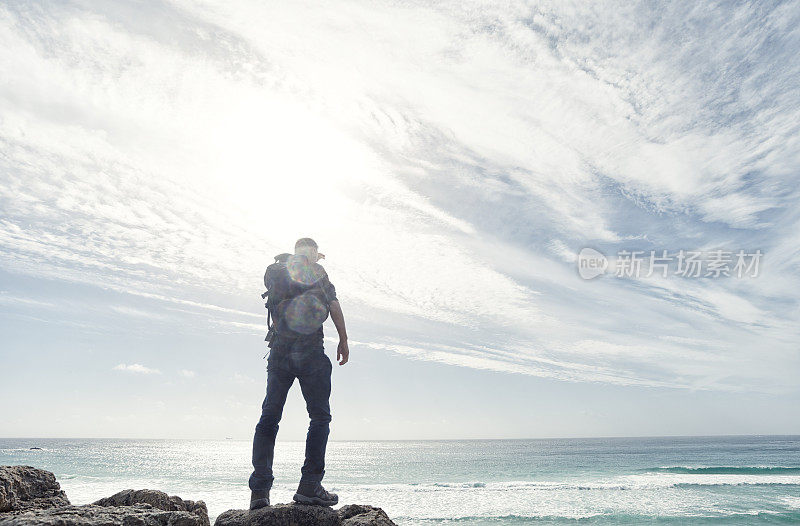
[249,337,333,491]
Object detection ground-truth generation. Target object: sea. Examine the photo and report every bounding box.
[2,436,799,525]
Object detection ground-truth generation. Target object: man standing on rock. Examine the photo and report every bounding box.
[249,238,349,510]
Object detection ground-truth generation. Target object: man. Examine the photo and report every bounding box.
[249,238,350,509]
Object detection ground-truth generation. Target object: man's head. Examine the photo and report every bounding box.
[295,237,323,263]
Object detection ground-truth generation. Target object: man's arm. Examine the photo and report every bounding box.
[329,300,349,365]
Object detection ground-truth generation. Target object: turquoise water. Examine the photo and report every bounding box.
[1,436,799,524]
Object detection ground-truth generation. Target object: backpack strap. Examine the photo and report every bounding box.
[262,253,291,346]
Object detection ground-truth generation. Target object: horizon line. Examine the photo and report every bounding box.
[2,433,799,442]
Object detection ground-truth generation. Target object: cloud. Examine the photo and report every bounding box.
[113,363,161,375]
[231,373,257,386]
[0,293,56,309]
[178,369,196,378]
[1,0,799,393]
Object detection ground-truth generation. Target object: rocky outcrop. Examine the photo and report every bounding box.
[0,466,395,526]
[0,466,209,526]
[337,504,396,526]
[93,489,210,526]
[214,503,395,526]
[0,504,208,526]
[0,466,70,512]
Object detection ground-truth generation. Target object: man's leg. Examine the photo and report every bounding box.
[296,351,333,485]
[249,360,294,492]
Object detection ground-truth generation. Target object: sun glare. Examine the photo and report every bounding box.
[206,94,373,239]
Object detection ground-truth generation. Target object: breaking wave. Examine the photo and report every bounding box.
[644,466,800,475]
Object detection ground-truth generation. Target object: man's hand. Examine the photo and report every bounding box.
[337,338,349,366]
[329,300,349,365]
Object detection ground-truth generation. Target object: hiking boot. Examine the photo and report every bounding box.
[293,482,338,506]
[249,489,270,510]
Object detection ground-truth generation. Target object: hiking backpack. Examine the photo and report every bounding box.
[261,253,331,346]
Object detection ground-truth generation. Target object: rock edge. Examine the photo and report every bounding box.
[215,503,396,526]
[0,466,396,526]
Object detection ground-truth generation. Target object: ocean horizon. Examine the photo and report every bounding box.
[3,435,800,524]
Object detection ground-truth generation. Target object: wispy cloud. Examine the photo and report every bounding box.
[1,0,798,393]
[113,363,161,375]
[231,373,257,385]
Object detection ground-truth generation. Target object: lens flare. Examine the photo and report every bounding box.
[286,255,325,286]
[283,292,329,334]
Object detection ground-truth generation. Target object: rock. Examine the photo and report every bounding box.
[213,503,396,526]
[0,466,70,513]
[215,503,339,526]
[0,467,210,526]
[338,505,395,526]
[0,503,207,526]
[93,488,210,526]
[0,466,395,526]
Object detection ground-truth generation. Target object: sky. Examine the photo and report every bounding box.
[1,0,799,440]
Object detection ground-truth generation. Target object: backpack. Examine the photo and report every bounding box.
[261,253,331,346]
